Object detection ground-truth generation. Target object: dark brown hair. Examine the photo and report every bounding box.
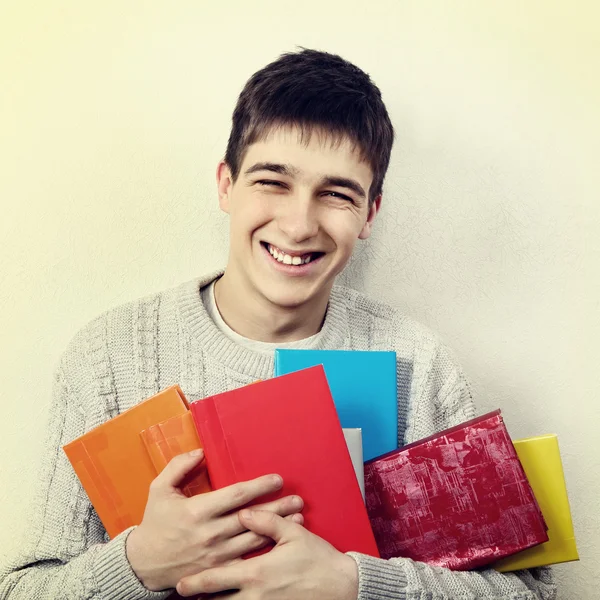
[224,48,395,203]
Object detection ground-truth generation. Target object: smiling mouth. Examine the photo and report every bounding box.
[261,242,325,266]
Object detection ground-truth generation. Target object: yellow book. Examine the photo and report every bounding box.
[493,434,579,572]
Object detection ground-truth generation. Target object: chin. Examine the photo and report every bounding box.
[255,279,321,310]
[261,290,314,310]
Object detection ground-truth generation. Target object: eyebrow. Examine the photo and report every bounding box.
[244,162,366,200]
[244,162,299,177]
[320,176,366,200]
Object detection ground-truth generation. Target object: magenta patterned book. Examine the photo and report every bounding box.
[364,410,548,569]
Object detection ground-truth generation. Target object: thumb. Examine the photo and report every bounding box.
[153,449,205,491]
[238,509,302,544]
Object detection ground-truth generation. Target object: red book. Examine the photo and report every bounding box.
[364,410,548,569]
[190,366,379,557]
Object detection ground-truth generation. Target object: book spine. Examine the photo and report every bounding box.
[191,398,237,489]
[365,409,503,464]
[63,442,123,538]
[273,351,282,377]
[140,426,171,474]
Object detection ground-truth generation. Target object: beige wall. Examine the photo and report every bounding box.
[1,1,598,597]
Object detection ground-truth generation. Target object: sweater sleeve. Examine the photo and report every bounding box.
[347,552,556,600]
[346,344,558,600]
[0,350,170,600]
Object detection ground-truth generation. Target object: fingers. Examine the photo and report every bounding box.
[218,529,271,561]
[152,450,205,492]
[252,494,304,516]
[287,513,304,525]
[177,562,247,597]
[238,509,303,544]
[215,513,304,564]
[196,474,284,517]
[211,494,303,539]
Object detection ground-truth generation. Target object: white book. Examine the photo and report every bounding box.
[343,428,365,501]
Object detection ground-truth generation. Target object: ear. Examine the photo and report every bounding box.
[216,161,234,214]
[358,194,381,240]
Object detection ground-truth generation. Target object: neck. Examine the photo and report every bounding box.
[214,269,329,343]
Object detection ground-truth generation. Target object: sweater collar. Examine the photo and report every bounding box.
[175,269,350,379]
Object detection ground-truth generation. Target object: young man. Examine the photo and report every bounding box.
[0,49,556,599]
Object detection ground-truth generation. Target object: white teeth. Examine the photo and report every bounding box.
[267,244,315,266]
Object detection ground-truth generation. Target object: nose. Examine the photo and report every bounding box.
[275,193,319,244]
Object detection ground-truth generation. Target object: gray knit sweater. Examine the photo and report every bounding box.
[0,273,557,600]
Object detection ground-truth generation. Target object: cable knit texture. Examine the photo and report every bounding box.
[0,272,557,600]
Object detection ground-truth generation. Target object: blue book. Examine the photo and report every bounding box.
[274,350,397,461]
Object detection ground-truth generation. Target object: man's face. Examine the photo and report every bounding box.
[217,126,380,310]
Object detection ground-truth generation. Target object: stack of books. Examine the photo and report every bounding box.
[63,349,578,571]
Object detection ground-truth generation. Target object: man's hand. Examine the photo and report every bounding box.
[126,450,303,592]
[176,509,359,600]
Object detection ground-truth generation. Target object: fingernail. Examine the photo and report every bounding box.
[292,513,303,524]
[241,509,253,521]
[292,496,303,508]
[272,475,283,488]
[189,449,203,457]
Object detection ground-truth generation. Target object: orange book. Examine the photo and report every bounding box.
[140,411,211,497]
[63,385,189,538]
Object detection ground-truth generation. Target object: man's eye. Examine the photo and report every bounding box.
[257,180,284,188]
[324,191,353,203]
